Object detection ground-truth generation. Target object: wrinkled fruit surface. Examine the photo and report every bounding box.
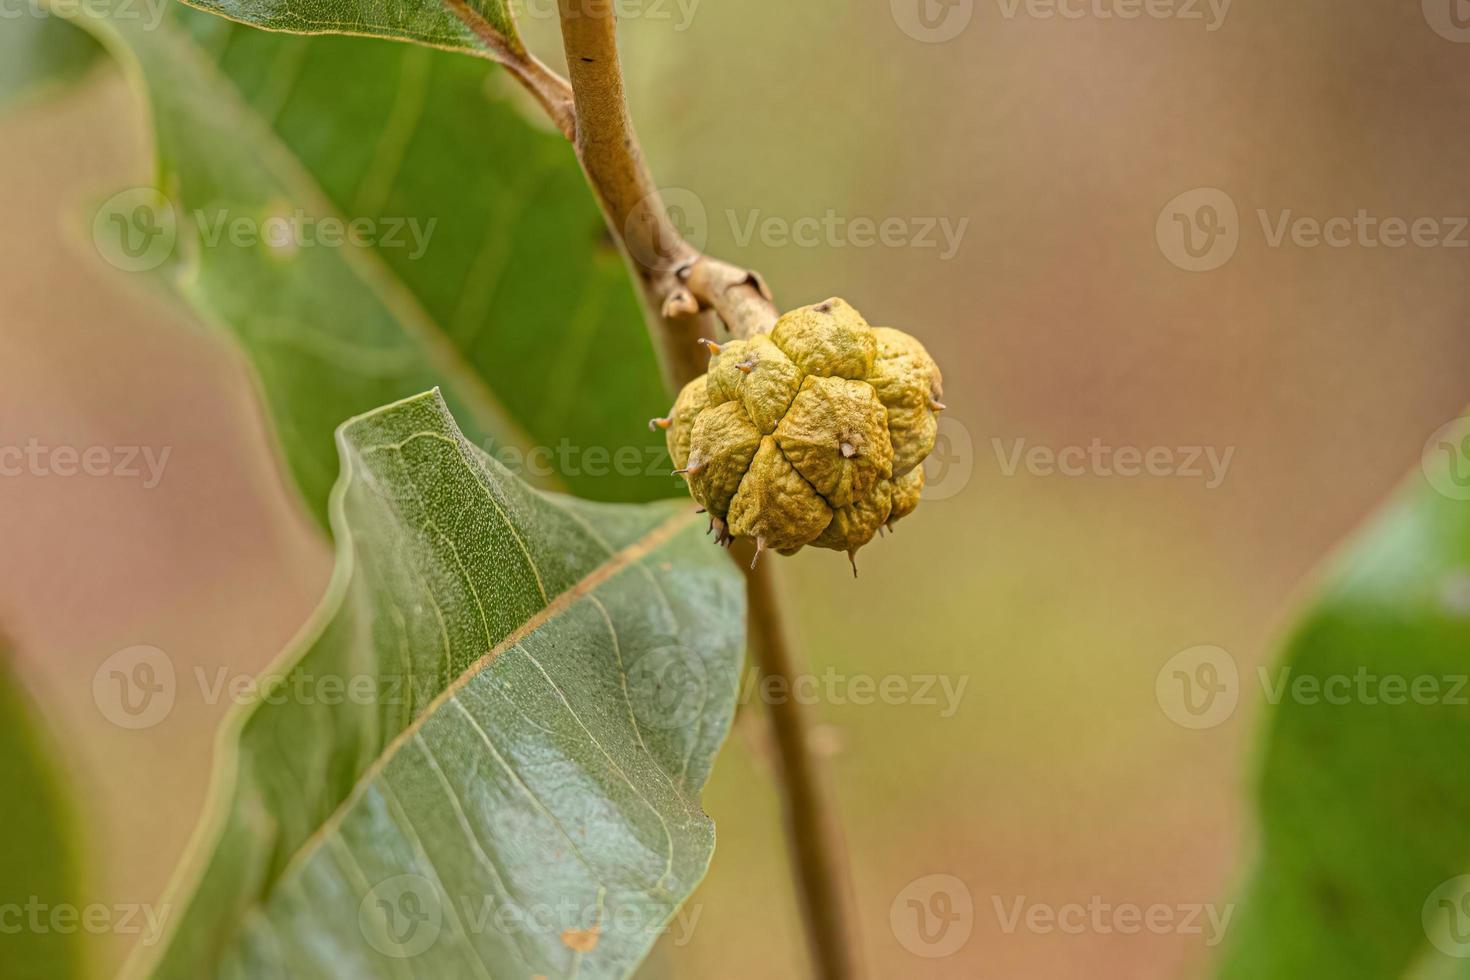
[656,297,944,567]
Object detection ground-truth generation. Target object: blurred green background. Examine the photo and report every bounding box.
[4,0,1470,976]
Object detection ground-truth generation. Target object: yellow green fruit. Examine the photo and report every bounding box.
[657,297,944,570]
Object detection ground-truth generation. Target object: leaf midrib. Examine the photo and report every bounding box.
[149,14,549,473]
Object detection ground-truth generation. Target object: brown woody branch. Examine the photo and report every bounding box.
[557,0,779,380]
[544,3,862,977]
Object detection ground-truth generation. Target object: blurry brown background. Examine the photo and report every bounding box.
[4,0,1470,976]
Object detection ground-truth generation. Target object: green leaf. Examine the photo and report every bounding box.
[131,390,745,979]
[178,0,519,57]
[0,14,104,112]
[76,7,670,525]
[0,645,83,980]
[1218,416,1470,979]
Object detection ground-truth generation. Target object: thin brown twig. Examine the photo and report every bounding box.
[545,3,863,977]
[556,0,778,380]
[443,0,577,139]
[737,540,866,980]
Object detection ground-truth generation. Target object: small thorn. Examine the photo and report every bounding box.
[877,525,887,538]
[661,288,698,319]
[698,338,723,355]
[672,463,702,477]
[930,398,947,412]
[839,442,857,459]
[750,538,767,570]
[649,416,671,431]
[847,551,859,578]
[710,516,732,547]
[694,507,707,514]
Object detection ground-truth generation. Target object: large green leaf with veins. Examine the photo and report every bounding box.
[129,390,744,979]
[78,5,669,524]
[1218,416,1470,979]
[1,14,104,112]
[177,0,517,55]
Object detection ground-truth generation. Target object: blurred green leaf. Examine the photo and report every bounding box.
[178,0,518,56]
[0,14,103,112]
[0,645,82,980]
[131,390,745,979]
[76,7,670,525]
[1219,416,1470,979]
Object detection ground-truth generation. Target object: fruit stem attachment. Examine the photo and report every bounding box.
[550,6,863,976]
